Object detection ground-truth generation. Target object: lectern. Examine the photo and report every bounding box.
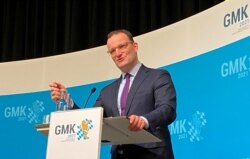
[35,107,161,159]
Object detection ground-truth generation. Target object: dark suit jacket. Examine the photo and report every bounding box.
[73,64,176,158]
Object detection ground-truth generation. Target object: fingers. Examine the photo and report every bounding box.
[49,82,65,90]
[128,115,146,131]
[49,82,66,103]
[51,89,61,102]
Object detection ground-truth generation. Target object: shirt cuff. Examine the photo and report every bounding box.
[140,116,149,129]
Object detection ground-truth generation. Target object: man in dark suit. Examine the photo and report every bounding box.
[50,29,176,159]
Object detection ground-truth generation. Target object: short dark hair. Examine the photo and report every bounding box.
[107,29,134,42]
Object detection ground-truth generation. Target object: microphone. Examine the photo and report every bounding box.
[83,87,96,108]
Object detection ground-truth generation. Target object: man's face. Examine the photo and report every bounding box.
[107,33,138,73]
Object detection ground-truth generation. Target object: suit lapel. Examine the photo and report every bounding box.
[112,77,122,116]
[125,65,149,115]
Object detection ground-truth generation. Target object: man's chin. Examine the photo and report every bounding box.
[116,61,126,68]
[116,63,128,72]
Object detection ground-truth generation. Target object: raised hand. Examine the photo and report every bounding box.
[49,82,66,103]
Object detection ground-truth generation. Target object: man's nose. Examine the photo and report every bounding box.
[114,49,122,56]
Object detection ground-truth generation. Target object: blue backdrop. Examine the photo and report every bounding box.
[1,36,250,158]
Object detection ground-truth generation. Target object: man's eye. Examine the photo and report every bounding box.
[110,49,115,54]
[119,44,126,49]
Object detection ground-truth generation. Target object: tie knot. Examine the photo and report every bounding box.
[124,73,131,79]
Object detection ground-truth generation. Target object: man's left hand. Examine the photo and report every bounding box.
[128,115,146,131]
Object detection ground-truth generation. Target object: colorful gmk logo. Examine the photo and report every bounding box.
[76,119,94,141]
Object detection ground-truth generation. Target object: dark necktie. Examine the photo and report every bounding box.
[120,73,131,116]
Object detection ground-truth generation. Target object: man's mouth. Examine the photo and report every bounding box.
[117,57,124,62]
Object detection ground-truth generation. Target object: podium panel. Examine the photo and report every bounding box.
[102,117,161,145]
[46,108,103,159]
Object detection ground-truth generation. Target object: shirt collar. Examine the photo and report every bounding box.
[122,62,142,78]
